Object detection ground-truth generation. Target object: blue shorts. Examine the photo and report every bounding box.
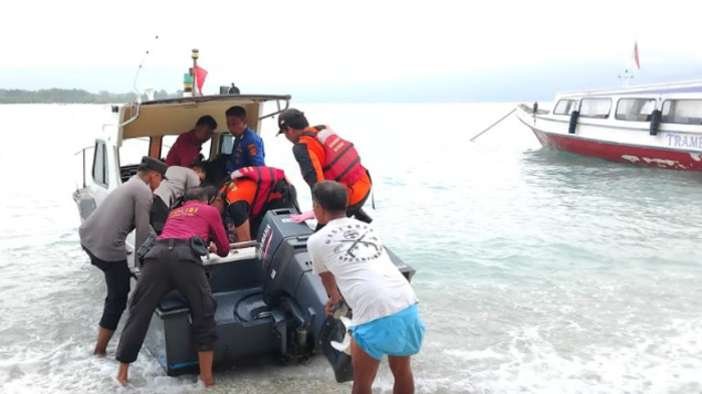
[350,304,425,360]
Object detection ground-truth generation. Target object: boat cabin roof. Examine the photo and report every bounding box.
[118,94,290,142]
[557,80,702,100]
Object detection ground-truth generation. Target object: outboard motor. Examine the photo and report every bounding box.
[650,109,662,136]
[257,209,354,382]
[568,110,580,134]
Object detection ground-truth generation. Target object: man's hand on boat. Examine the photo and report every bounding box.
[324,294,344,316]
[291,210,315,223]
[208,242,217,254]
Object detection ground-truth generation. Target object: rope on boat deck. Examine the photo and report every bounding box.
[469,107,517,142]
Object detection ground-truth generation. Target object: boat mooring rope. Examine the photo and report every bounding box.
[469,107,517,142]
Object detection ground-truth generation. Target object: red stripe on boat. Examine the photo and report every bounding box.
[531,129,702,170]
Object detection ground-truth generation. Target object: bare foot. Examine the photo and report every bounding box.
[199,376,215,388]
[197,350,214,387]
[116,363,129,386]
[116,375,128,386]
[95,327,113,356]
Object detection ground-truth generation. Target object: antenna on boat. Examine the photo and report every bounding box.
[191,48,200,96]
[618,68,634,87]
[132,34,160,98]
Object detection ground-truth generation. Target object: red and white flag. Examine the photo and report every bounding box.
[633,41,641,70]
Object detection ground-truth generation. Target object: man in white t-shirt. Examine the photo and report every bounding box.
[307,181,425,394]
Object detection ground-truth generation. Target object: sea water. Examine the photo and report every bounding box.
[0,103,701,393]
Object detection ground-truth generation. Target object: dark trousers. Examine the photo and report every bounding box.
[115,241,218,363]
[83,246,130,331]
[347,190,372,224]
[315,192,373,232]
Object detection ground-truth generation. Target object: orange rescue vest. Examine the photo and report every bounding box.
[304,126,365,186]
[231,166,287,217]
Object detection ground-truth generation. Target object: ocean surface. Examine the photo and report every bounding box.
[1,103,701,394]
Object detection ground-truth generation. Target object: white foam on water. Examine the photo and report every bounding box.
[431,318,702,393]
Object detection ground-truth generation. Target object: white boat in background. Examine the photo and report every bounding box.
[516,80,702,170]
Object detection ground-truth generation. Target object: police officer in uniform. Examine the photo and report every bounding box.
[79,156,166,356]
[224,106,265,175]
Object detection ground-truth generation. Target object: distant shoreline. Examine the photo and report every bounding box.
[0,88,179,104]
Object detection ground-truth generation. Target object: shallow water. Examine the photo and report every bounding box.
[1,103,701,393]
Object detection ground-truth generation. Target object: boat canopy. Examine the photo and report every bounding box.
[118,94,290,141]
[558,80,702,99]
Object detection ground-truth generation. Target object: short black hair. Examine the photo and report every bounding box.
[278,108,309,131]
[183,186,215,202]
[312,181,348,213]
[225,106,247,119]
[196,115,217,130]
[136,156,168,177]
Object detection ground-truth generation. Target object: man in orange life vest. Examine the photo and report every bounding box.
[212,166,299,241]
[277,108,373,224]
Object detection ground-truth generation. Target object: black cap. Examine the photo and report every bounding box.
[138,156,168,179]
[277,108,308,135]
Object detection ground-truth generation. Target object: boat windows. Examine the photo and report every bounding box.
[162,135,178,156]
[119,137,150,166]
[615,98,656,122]
[92,141,108,187]
[579,98,611,119]
[220,134,235,155]
[553,99,576,115]
[661,99,702,125]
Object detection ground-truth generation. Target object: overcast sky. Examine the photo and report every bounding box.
[2,0,701,100]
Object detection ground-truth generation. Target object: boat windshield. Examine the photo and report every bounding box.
[553,99,576,115]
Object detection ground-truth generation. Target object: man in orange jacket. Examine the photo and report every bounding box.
[212,166,298,241]
[277,108,372,224]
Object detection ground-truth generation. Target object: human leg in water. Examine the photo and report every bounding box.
[350,339,381,394]
[198,351,215,387]
[388,355,415,394]
[94,327,113,356]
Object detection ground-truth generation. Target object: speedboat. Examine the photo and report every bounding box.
[73,73,415,382]
[515,80,702,170]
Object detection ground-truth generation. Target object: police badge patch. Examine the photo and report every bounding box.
[247,144,257,157]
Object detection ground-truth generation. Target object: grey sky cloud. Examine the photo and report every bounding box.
[2,0,701,101]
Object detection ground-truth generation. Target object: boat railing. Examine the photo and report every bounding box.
[73,145,95,188]
[259,97,290,120]
[517,103,549,115]
[204,241,259,266]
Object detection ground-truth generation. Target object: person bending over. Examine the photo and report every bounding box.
[278,108,373,225]
[307,181,425,394]
[165,115,217,167]
[212,166,298,241]
[78,156,166,356]
[115,186,229,387]
[150,163,205,234]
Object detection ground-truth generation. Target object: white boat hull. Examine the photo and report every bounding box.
[516,106,702,170]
